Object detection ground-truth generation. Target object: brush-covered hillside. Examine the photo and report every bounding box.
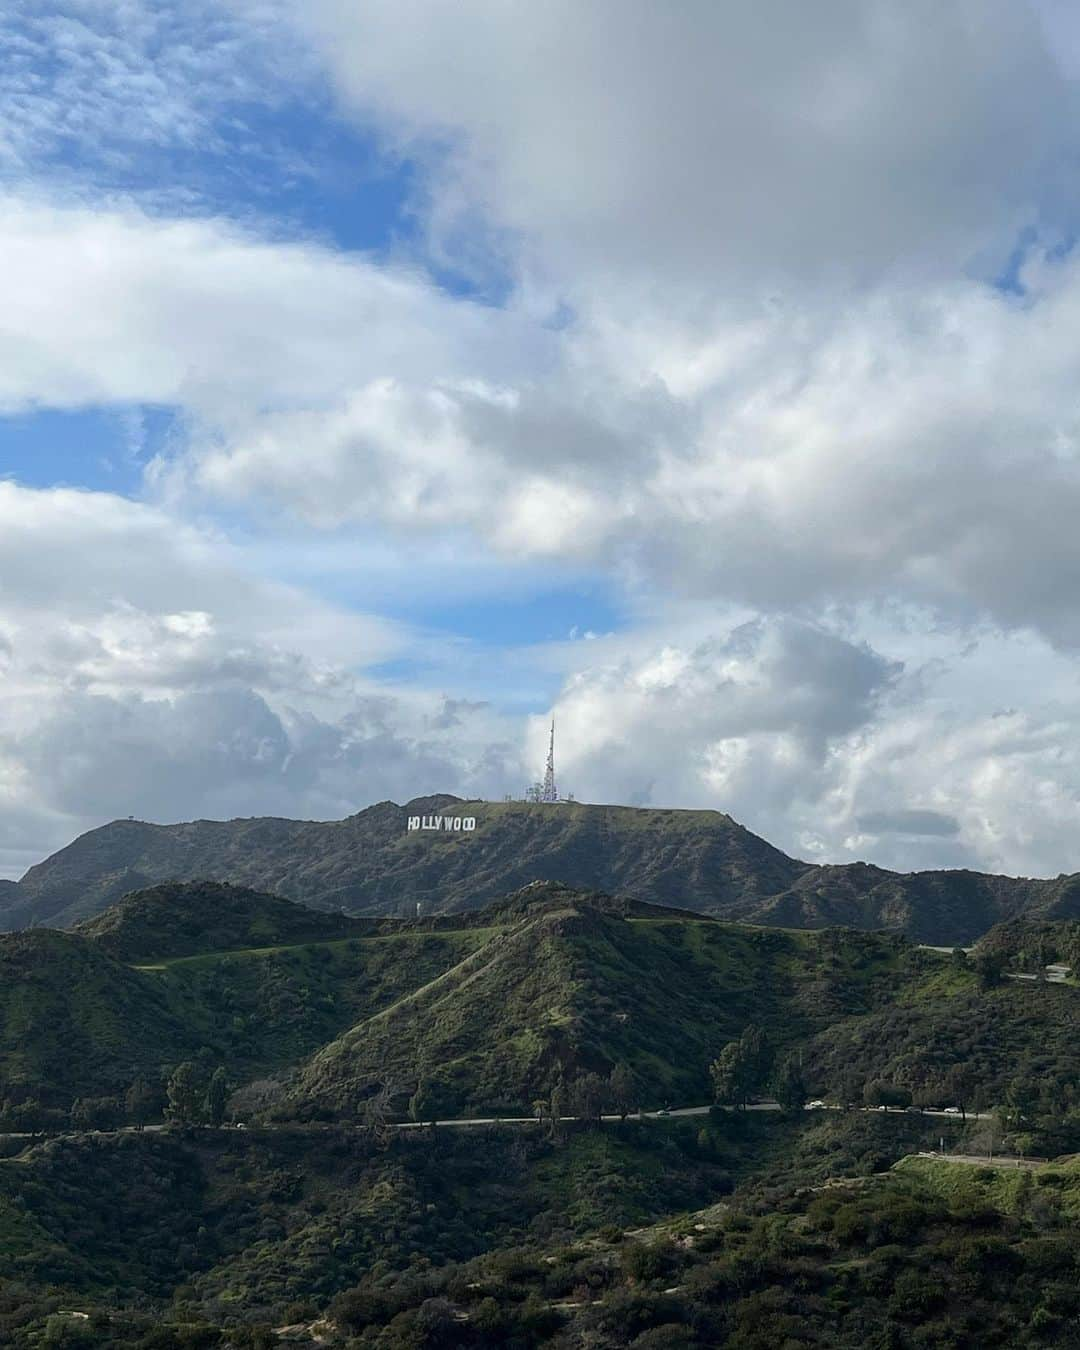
[292,883,912,1118]
[7,885,1080,1343]
[290,884,1080,1119]
[5,796,1080,943]
[75,880,371,962]
[0,928,202,1110]
[7,879,1080,1129]
[0,1108,954,1347]
[0,796,805,932]
[0,884,492,1125]
[4,1092,1080,1344]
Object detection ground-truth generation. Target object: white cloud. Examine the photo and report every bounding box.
[298,0,1073,294]
[4,2,1080,883]
[542,617,899,813]
[544,616,1080,877]
[0,482,522,876]
[0,0,307,184]
[8,189,1080,656]
[179,261,1080,653]
[0,195,544,417]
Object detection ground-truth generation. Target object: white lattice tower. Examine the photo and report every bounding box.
[541,720,558,803]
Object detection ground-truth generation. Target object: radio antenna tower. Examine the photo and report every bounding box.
[541,720,558,803]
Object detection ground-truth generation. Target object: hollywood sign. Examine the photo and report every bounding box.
[407,815,477,832]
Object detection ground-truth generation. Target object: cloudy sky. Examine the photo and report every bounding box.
[5,1,1080,879]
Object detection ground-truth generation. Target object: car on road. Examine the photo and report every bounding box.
[805,1100,826,1110]
[656,1108,671,1117]
[943,1106,961,1114]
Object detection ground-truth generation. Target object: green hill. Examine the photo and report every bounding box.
[0,889,493,1121]
[0,929,200,1111]
[7,884,1080,1344]
[76,879,370,962]
[8,880,1080,1127]
[754,862,1069,939]
[294,885,1080,1119]
[289,887,912,1117]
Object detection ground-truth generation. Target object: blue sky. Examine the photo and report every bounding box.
[6,1,1080,881]
[0,46,615,655]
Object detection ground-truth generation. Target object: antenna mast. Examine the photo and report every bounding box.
[541,720,558,803]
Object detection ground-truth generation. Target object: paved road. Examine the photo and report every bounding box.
[0,1101,990,1144]
[916,1151,1047,1170]
[917,948,1072,986]
[393,1101,989,1129]
[396,1104,726,1130]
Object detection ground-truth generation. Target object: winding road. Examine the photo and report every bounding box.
[0,1100,992,1145]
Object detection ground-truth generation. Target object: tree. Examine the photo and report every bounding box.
[836,1069,864,1112]
[570,1071,609,1125]
[1000,1077,1039,1134]
[125,1075,161,1129]
[361,1077,406,1145]
[974,950,1006,990]
[82,1096,121,1130]
[69,1097,92,1132]
[863,1081,911,1112]
[709,1041,746,1108]
[773,1055,808,1114]
[206,1067,229,1127]
[166,1062,204,1126]
[608,1063,636,1121]
[549,1079,566,1140]
[709,1025,773,1110]
[739,1025,774,1092]
[945,1064,976,1123]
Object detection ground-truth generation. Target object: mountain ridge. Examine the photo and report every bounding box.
[3,795,1079,943]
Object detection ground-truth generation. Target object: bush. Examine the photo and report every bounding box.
[887,1268,944,1321]
[631,1325,699,1349]
[622,1238,677,1283]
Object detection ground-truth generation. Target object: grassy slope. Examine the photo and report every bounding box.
[0,930,202,1106]
[294,893,1080,1119]
[0,1111,1004,1343]
[0,921,496,1109]
[76,880,372,962]
[293,895,914,1117]
[10,882,1080,1123]
[148,928,497,1078]
[802,957,1080,1102]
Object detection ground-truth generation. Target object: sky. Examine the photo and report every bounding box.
[7,2,1080,880]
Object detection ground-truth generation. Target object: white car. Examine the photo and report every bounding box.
[805,1100,826,1110]
[942,1106,961,1115]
